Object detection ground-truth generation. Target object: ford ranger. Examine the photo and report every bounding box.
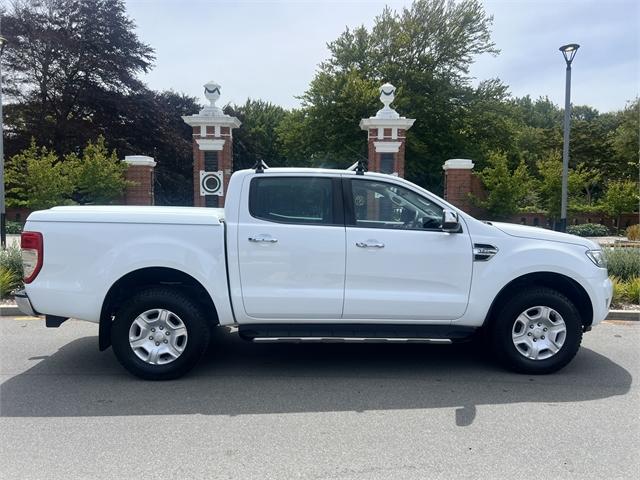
[15,167,612,379]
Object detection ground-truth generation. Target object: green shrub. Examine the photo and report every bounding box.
[0,245,23,290]
[626,278,640,304]
[567,223,609,237]
[0,268,20,298]
[6,221,23,234]
[605,248,640,281]
[626,224,640,241]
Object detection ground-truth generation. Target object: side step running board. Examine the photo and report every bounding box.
[238,324,476,342]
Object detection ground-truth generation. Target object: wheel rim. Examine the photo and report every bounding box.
[511,306,567,361]
[128,309,188,365]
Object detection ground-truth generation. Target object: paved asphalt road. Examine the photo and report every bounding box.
[0,318,638,480]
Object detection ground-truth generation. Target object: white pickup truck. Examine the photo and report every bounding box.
[16,167,612,379]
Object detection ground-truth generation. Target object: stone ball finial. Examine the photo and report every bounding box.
[204,80,221,107]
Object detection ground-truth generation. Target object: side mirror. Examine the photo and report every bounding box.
[442,209,461,233]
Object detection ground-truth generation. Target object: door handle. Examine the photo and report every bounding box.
[248,236,278,243]
[356,241,385,248]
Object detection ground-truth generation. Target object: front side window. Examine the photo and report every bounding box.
[350,179,444,230]
[250,177,335,225]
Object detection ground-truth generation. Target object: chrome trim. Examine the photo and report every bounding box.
[356,241,385,248]
[248,236,278,243]
[473,244,499,261]
[251,337,452,344]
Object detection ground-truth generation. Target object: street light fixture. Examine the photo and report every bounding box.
[558,43,580,232]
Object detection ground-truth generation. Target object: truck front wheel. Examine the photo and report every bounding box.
[111,287,210,380]
[491,287,583,374]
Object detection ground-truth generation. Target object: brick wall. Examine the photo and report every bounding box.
[124,165,155,206]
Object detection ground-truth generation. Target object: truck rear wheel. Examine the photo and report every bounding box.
[491,287,583,374]
[111,287,210,380]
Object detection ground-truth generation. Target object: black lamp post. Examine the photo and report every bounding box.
[0,33,6,248]
[558,43,580,232]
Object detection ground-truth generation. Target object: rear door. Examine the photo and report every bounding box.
[342,177,473,320]
[237,175,346,320]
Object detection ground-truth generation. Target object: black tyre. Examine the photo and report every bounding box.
[111,287,210,380]
[490,287,583,374]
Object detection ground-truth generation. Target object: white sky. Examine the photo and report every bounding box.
[125,0,639,113]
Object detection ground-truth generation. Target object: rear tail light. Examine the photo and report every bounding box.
[21,232,44,283]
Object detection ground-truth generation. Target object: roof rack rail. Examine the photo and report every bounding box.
[346,159,368,175]
[252,159,269,174]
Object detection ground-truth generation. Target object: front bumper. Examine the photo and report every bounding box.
[14,289,38,316]
[590,276,613,326]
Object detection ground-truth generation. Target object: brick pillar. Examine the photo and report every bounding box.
[443,159,475,213]
[182,81,241,208]
[359,83,414,177]
[123,155,156,205]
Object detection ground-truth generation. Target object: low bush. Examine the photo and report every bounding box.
[626,278,640,304]
[610,276,640,306]
[0,245,23,296]
[567,223,609,237]
[6,221,23,234]
[604,247,640,281]
[0,269,20,298]
[626,224,640,241]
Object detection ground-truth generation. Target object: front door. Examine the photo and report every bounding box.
[237,175,345,320]
[343,177,473,320]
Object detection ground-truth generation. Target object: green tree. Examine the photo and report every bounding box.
[65,136,130,204]
[225,100,290,169]
[601,180,639,231]
[609,99,640,180]
[474,151,532,219]
[536,153,589,224]
[2,0,154,157]
[290,0,498,191]
[5,139,74,209]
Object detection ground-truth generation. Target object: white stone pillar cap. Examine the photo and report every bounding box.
[443,158,474,170]
[124,155,157,167]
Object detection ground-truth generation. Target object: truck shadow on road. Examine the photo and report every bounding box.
[0,328,632,426]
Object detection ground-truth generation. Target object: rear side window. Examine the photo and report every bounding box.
[249,177,336,225]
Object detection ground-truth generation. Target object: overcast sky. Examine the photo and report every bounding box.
[124,0,639,113]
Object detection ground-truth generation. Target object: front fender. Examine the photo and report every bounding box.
[456,237,603,327]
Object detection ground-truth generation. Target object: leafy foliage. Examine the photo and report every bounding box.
[289,0,500,190]
[604,248,640,282]
[0,269,19,299]
[474,151,532,219]
[5,139,75,210]
[226,100,290,170]
[6,222,23,234]
[65,136,130,204]
[566,223,610,237]
[610,276,640,306]
[626,224,640,241]
[6,137,129,208]
[0,245,24,297]
[601,180,640,230]
[2,0,154,156]
[534,153,590,223]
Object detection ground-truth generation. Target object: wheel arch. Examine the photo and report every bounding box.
[99,267,219,351]
[484,271,593,330]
